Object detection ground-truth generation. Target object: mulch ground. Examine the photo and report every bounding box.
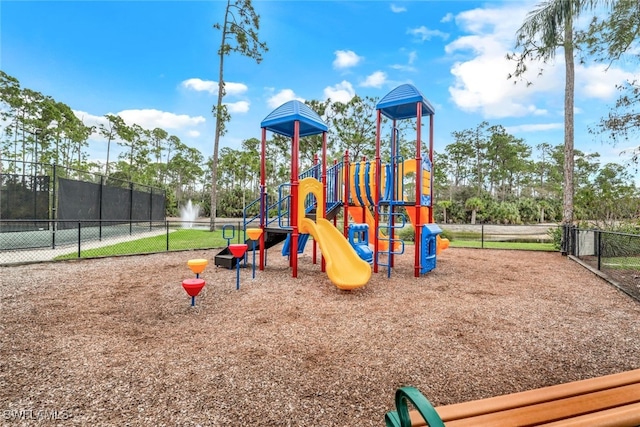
[1,247,639,426]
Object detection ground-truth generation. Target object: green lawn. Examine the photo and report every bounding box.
[54,228,557,260]
[601,256,640,270]
[55,229,233,260]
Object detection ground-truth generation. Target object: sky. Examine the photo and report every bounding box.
[2,0,639,183]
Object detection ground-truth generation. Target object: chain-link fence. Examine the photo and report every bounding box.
[0,219,246,265]
[570,226,640,302]
[439,223,558,248]
[1,159,165,227]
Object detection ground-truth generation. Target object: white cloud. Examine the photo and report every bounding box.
[577,63,636,100]
[267,89,305,109]
[333,50,363,69]
[187,130,201,138]
[361,71,387,88]
[390,4,406,13]
[407,26,449,42]
[324,81,355,103]
[225,101,250,114]
[505,123,563,133]
[118,109,205,130]
[224,82,249,96]
[391,50,418,72]
[73,110,108,129]
[181,78,248,96]
[391,64,416,72]
[445,3,637,119]
[445,4,562,118]
[74,109,205,132]
[441,13,453,23]
[181,78,216,94]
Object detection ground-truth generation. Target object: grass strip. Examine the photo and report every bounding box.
[55,229,234,260]
[448,240,555,251]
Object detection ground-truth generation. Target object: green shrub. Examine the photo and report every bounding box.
[548,226,562,250]
[398,226,415,242]
[396,226,453,243]
[439,228,454,242]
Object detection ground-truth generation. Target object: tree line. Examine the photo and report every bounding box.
[209,0,640,234]
[3,0,640,226]
[0,70,204,214]
[1,70,638,224]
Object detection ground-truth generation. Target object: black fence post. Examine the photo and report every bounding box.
[560,224,568,256]
[99,175,104,241]
[52,164,57,249]
[597,230,602,271]
[129,182,134,235]
[77,222,82,258]
[149,187,153,231]
[166,220,169,251]
[481,224,484,249]
[33,172,37,226]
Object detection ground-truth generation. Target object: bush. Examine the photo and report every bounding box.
[439,228,454,242]
[548,226,562,250]
[396,225,452,243]
[398,226,415,242]
[600,224,640,257]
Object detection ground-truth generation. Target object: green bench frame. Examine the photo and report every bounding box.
[386,368,640,426]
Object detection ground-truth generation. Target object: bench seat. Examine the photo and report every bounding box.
[385,368,640,427]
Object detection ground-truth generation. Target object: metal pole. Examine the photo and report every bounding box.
[52,164,57,249]
[259,127,267,271]
[374,110,382,274]
[129,182,134,235]
[149,187,153,231]
[597,230,602,271]
[252,243,257,279]
[99,175,104,241]
[236,257,241,290]
[414,102,422,278]
[291,121,300,278]
[77,222,81,258]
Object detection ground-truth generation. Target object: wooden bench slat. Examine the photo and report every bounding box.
[539,401,640,427]
[437,368,640,422]
[445,383,640,427]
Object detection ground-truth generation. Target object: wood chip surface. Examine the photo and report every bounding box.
[1,247,639,426]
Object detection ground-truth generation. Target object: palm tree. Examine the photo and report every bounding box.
[465,197,485,225]
[510,0,603,253]
[437,200,452,224]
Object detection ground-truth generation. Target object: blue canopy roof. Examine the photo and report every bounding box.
[376,84,435,120]
[260,100,328,137]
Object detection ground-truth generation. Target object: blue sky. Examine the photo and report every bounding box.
[2,0,639,182]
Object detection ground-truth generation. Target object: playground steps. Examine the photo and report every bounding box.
[282,233,310,256]
[385,368,640,427]
[214,230,287,269]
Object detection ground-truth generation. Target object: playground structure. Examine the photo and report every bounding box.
[214,84,449,289]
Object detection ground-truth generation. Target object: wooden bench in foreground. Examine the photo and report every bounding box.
[385,368,640,426]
